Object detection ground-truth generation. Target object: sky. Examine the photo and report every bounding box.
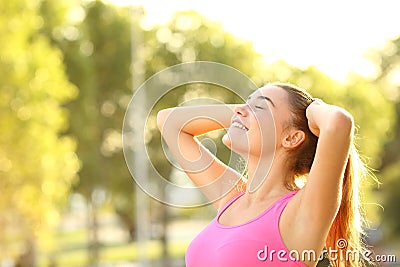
[106,0,400,82]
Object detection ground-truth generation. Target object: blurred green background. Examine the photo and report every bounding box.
[0,0,399,266]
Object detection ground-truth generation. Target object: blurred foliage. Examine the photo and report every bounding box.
[367,35,400,247]
[1,0,399,265]
[0,0,79,259]
[39,0,265,238]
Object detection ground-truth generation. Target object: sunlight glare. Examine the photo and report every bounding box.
[106,0,400,82]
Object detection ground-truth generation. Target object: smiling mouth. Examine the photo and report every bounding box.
[231,121,249,131]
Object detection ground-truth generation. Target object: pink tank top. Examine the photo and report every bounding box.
[185,190,307,266]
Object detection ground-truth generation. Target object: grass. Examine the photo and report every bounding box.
[37,230,189,267]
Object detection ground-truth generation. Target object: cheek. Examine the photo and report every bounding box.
[249,115,276,150]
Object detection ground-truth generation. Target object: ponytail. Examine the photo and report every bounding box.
[326,142,368,267]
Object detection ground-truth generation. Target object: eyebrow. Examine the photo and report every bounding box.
[247,95,276,107]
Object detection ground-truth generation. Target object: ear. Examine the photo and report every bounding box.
[282,130,306,149]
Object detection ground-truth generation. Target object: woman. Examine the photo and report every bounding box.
[157,82,367,267]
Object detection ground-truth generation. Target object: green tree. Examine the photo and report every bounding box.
[0,0,79,264]
[40,0,135,264]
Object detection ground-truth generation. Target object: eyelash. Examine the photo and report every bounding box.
[246,102,264,110]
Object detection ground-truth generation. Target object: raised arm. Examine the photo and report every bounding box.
[157,105,242,209]
[303,99,354,219]
[291,100,354,260]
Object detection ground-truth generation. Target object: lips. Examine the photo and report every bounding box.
[231,118,249,131]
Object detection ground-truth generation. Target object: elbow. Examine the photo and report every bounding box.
[156,109,170,132]
[328,109,354,135]
[338,110,354,133]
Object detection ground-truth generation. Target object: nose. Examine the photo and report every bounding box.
[235,104,248,117]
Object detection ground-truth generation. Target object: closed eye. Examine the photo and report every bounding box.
[246,102,266,110]
[247,95,275,108]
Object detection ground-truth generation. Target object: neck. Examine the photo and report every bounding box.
[245,152,293,201]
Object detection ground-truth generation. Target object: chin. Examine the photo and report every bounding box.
[222,133,249,157]
[222,133,232,148]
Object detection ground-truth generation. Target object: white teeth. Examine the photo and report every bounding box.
[232,121,247,130]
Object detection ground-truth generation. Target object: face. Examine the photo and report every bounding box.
[222,85,292,159]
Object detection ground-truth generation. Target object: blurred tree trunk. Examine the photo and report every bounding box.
[88,199,100,267]
[160,192,170,267]
[15,239,36,267]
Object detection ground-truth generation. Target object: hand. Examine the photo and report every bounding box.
[305,98,323,137]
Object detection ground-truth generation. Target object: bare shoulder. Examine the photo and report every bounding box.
[279,189,321,266]
[279,187,338,266]
[279,189,304,236]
